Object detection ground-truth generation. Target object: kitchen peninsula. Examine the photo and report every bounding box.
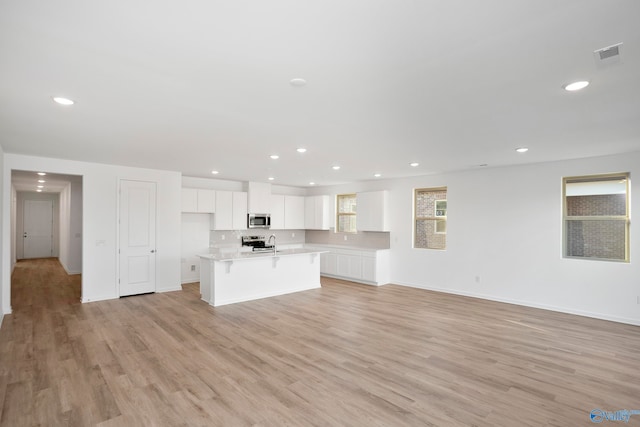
[198,248,327,307]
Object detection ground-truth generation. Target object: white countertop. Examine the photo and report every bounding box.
[303,243,390,252]
[199,248,327,262]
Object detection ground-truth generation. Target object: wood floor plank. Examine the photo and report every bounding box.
[1,258,640,426]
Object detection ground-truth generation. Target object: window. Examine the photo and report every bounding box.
[414,187,447,249]
[563,173,629,262]
[336,194,357,233]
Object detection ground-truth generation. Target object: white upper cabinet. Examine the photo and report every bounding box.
[248,182,271,213]
[284,195,305,229]
[211,191,247,230]
[212,191,232,229]
[305,195,330,230]
[270,195,285,229]
[232,191,248,230]
[181,188,198,212]
[197,189,215,213]
[181,188,215,213]
[356,190,389,232]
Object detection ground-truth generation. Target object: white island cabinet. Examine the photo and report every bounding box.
[198,249,327,307]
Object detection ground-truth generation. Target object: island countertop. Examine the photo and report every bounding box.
[198,248,327,262]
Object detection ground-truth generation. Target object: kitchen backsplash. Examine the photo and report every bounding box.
[210,229,390,250]
[210,229,306,248]
[306,229,390,249]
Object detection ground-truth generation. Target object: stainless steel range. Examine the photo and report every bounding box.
[241,235,275,253]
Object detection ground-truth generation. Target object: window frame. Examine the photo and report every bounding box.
[336,193,357,233]
[562,172,630,263]
[414,186,448,249]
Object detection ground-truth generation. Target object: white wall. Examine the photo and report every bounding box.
[58,178,82,275]
[314,151,640,325]
[181,213,210,284]
[0,144,3,324]
[181,176,307,196]
[2,154,182,313]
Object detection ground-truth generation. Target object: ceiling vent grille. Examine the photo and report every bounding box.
[594,43,622,61]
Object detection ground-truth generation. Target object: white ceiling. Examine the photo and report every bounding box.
[1,1,639,188]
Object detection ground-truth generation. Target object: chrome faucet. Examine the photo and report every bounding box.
[268,234,277,254]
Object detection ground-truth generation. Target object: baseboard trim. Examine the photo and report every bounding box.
[394,281,640,327]
[157,286,183,293]
[81,294,117,303]
[320,273,383,287]
[60,262,81,276]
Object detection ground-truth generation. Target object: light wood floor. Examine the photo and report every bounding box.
[1,259,640,426]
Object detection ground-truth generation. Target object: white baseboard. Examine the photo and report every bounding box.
[394,281,640,327]
[81,294,117,303]
[157,286,183,293]
[320,273,383,286]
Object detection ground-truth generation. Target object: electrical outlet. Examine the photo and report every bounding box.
[291,232,295,238]
[221,234,225,240]
[190,265,196,272]
[344,235,348,241]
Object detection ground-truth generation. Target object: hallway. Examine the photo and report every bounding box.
[10,258,81,309]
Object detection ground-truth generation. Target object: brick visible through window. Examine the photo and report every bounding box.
[414,187,447,249]
[563,174,629,262]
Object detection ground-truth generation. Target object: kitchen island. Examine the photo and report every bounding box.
[198,248,327,307]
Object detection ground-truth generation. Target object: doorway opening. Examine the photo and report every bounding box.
[11,170,83,306]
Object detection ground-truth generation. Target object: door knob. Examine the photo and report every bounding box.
[151,250,155,253]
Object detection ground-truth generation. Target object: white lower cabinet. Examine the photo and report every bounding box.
[336,251,362,279]
[314,246,389,286]
[361,255,376,282]
[320,252,337,275]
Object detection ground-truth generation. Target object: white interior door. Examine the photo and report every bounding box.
[119,180,157,297]
[23,199,53,259]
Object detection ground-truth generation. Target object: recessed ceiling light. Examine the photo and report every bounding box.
[332,166,340,170]
[410,162,419,167]
[36,189,43,192]
[309,182,315,186]
[37,172,46,176]
[290,78,307,87]
[53,97,74,105]
[37,185,44,188]
[563,81,589,91]
[374,173,382,178]
[268,177,274,181]
[515,147,529,153]
[270,154,279,160]
[211,170,219,175]
[38,180,46,183]
[296,148,307,153]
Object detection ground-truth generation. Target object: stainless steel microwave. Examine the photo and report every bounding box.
[247,213,271,229]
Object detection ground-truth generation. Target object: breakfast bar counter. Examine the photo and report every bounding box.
[198,249,327,307]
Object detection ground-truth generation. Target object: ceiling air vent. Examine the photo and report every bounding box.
[594,43,623,66]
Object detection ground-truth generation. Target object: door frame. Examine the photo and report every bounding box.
[16,192,60,260]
